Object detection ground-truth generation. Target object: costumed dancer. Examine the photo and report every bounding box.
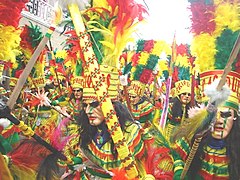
[171,0,240,179]
[172,71,240,179]
[57,0,161,179]
[72,80,154,179]
[120,39,160,130]
[62,28,85,120]
[162,43,196,141]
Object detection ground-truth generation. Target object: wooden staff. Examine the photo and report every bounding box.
[189,56,196,107]
[180,137,202,179]
[180,32,240,179]
[7,26,56,110]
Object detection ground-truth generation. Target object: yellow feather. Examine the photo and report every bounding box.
[55,49,67,59]
[190,33,216,73]
[92,0,108,8]
[172,108,209,142]
[0,25,21,65]
[175,55,189,67]
[214,2,240,36]
[138,52,149,65]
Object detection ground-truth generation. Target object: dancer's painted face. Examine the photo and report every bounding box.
[129,94,140,105]
[212,107,235,139]
[179,92,191,104]
[84,101,104,126]
[73,88,83,99]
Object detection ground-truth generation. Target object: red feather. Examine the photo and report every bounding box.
[8,140,51,170]
[65,30,86,64]
[172,67,179,85]
[143,40,155,52]
[0,0,27,28]
[107,0,148,43]
[189,1,216,35]
[20,26,32,50]
[111,168,128,180]
[2,126,21,139]
[24,96,41,108]
[145,147,174,179]
[132,53,140,67]
[15,69,24,78]
[177,44,188,56]
[139,69,153,84]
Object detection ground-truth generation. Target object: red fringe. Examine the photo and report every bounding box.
[8,140,51,170]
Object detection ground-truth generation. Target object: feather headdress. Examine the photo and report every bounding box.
[18,23,46,88]
[0,0,27,70]
[123,40,162,96]
[85,0,148,67]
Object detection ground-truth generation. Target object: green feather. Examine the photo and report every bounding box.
[145,54,159,69]
[178,67,190,81]
[75,60,83,76]
[133,65,144,80]
[214,29,239,69]
[136,39,145,52]
[28,21,43,48]
[123,62,132,75]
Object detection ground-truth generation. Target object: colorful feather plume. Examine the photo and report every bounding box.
[189,0,240,74]
[171,104,208,142]
[129,40,163,85]
[20,22,43,53]
[82,0,148,67]
[49,118,72,151]
[0,0,27,28]
[170,43,193,86]
[189,1,216,35]
[0,0,27,69]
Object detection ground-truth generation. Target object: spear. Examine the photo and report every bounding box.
[180,32,240,179]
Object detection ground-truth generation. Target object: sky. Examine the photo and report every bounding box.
[134,0,193,44]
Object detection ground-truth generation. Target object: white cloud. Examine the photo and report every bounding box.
[135,0,193,44]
